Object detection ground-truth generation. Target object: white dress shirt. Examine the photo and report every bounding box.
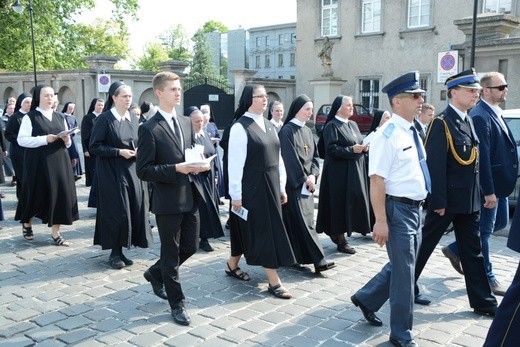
[18,107,71,148]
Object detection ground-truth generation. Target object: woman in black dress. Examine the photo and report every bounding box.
[90,81,152,269]
[16,85,79,245]
[5,92,32,199]
[187,106,224,252]
[316,95,371,254]
[225,84,296,299]
[81,98,105,187]
[279,95,335,273]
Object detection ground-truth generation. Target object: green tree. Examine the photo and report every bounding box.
[189,30,218,79]
[201,20,228,34]
[0,0,138,71]
[159,24,191,62]
[134,43,170,72]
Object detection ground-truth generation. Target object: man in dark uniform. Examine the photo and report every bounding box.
[414,69,498,316]
[351,72,428,347]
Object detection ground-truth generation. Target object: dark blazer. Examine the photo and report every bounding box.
[81,112,96,153]
[425,105,480,214]
[470,100,518,197]
[136,111,198,215]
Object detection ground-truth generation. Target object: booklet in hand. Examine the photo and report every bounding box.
[57,127,80,137]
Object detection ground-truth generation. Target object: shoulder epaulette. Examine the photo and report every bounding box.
[382,123,395,138]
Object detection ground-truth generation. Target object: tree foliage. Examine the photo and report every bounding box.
[201,20,228,34]
[189,30,218,79]
[0,0,138,71]
[134,43,170,72]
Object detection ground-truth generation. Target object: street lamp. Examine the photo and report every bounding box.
[12,0,38,89]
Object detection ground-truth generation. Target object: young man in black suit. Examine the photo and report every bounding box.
[136,71,208,326]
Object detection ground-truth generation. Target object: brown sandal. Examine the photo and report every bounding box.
[225,262,251,281]
[268,284,292,299]
[22,225,34,241]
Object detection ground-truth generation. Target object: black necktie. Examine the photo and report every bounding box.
[172,116,182,149]
[411,126,431,193]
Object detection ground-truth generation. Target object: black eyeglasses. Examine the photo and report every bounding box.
[487,85,508,91]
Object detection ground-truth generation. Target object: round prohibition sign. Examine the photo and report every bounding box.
[440,54,455,71]
[99,75,110,86]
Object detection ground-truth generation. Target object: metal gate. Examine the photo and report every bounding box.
[183,76,235,129]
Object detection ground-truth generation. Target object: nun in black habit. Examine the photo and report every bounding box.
[5,92,32,199]
[90,81,152,269]
[61,102,83,180]
[81,98,105,187]
[279,94,335,273]
[16,85,79,245]
[225,84,296,299]
[187,106,224,252]
[316,95,371,254]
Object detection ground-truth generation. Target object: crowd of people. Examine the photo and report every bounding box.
[1,69,518,346]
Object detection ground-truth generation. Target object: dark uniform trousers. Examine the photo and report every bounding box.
[149,205,200,309]
[414,210,497,309]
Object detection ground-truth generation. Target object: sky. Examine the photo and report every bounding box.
[84,0,297,57]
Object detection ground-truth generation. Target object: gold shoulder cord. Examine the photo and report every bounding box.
[424,117,478,166]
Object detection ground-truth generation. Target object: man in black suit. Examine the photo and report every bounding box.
[136,71,208,326]
[413,102,434,142]
[414,69,498,316]
[442,72,517,296]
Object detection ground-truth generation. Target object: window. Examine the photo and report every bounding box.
[256,37,261,47]
[359,79,380,111]
[255,55,261,68]
[290,53,296,66]
[279,34,284,45]
[408,0,430,28]
[420,74,429,102]
[362,0,381,33]
[278,54,284,67]
[291,33,296,44]
[321,0,338,36]
[483,0,512,13]
[265,55,271,68]
[265,36,270,47]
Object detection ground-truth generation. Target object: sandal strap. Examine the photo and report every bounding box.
[52,235,69,246]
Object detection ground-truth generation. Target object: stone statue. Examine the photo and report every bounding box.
[318,36,334,77]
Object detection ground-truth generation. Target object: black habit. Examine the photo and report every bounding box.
[316,118,371,236]
[5,110,26,199]
[90,111,152,250]
[192,132,224,240]
[81,111,97,187]
[16,111,79,225]
[279,121,326,265]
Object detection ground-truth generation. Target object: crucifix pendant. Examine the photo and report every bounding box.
[303,144,309,155]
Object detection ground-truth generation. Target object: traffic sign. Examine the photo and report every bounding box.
[437,51,458,83]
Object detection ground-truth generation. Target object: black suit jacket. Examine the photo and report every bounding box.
[136,111,199,215]
[425,105,480,214]
[470,100,518,197]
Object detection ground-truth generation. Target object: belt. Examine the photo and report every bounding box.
[386,195,424,207]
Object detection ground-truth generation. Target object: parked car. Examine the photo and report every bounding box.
[314,103,373,136]
[502,109,520,208]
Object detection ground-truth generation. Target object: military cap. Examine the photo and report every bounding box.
[382,71,425,99]
[445,68,481,89]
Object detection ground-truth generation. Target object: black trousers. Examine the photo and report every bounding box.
[414,210,497,309]
[149,206,199,309]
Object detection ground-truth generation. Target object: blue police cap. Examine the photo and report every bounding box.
[445,68,481,89]
[382,71,425,99]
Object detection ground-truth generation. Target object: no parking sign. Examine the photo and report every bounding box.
[97,74,111,93]
[437,51,458,84]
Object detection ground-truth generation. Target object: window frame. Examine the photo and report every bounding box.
[359,78,380,112]
[407,0,431,29]
[321,0,338,37]
[361,0,381,34]
[483,0,512,14]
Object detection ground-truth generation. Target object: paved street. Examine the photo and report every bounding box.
[0,178,516,346]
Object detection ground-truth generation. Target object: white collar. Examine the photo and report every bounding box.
[290,118,306,127]
[110,108,131,121]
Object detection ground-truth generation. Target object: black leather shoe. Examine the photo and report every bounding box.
[109,256,125,269]
[389,337,418,347]
[473,306,497,317]
[414,294,431,306]
[120,254,134,266]
[337,242,356,254]
[143,270,168,300]
[314,261,336,273]
[351,295,382,326]
[199,241,214,252]
[171,305,191,326]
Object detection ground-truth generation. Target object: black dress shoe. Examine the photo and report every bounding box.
[120,254,134,266]
[389,337,418,347]
[314,261,336,273]
[351,294,382,326]
[337,242,356,254]
[474,306,497,317]
[109,256,125,269]
[414,294,431,305]
[143,270,168,300]
[199,241,214,252]
[171,305,191,326]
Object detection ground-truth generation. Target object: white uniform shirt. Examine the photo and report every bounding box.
[228,112,286,201]
[18,107,71,148]
[368,114,428,201]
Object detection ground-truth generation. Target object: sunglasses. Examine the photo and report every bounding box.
[398,93,424,100]
[487,85,508,91]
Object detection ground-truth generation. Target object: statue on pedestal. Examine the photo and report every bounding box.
[318,36,334,77]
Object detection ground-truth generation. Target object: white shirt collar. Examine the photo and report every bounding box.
[36,107,53,120]
[110,108,131,122]
[481,99,503,116]
[290,118,306,127]
[335,115,349,124]
[449,104,468,121]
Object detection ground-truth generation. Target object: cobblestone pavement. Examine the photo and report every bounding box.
[0,180,515,346]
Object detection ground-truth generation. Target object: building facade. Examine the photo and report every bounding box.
[296,0,520,113]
